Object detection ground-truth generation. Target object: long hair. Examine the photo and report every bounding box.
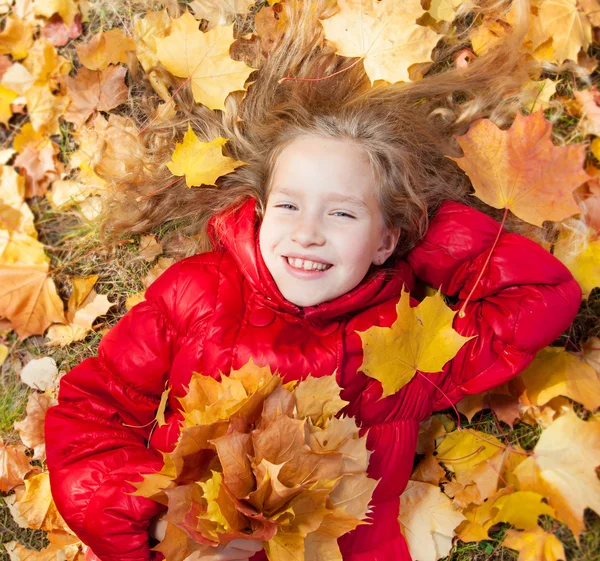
[98,0,542,267]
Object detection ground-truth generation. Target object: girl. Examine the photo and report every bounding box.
[44,1,582,560]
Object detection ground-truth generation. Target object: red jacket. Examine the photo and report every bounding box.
[45,196,581,561]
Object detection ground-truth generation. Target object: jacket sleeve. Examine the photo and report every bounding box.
[45,259,186,561]
[405,200,582,410]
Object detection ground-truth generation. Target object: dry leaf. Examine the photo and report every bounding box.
[0,436,33,492]
[155,11,254,111]
[320,0,440,84]
[17,471,69,531]
[449,111,588,227]
[20,357,58,391]
[166,125,246,188]
[399,480,466,561]
[13,392,57,460]
[63,65,128,128]
[513,410,600,540]
[503,527,566,561]
[139,235,163,262]
[76,29,136,71]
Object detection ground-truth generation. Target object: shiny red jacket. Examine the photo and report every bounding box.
[45,196,581,561]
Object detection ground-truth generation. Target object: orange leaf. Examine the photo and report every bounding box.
[449,111,589,227]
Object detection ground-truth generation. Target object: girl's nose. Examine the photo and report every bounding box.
[291,218,326,246]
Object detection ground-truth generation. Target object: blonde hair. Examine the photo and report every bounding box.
[99,0,543,267]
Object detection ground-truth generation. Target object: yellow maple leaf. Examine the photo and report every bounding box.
[155,11,254,111]
[552,224,600,299]
[399,480,466,561]
[320,0,440,84]
[294,373,349,426]
[0,15,34,60]
[533,0,591,64]
[449,111,589,227]
[518,346,600,411]
[17,471,69,532]
[166,124,246,187]
[356,287,474,398]
[487,491,555,531]
[503,527,566,561]
[33,0,80,27]
[427,0,462,22]
[513,410,600,541]
[0,85,18,126]
[77,29,136,71]
[0,263,65,339]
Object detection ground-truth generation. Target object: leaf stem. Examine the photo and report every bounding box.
[458,206,509,318]
[278,56,365,85]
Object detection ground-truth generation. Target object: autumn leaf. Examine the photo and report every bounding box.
[63,65,129,128]
[17,471,69,532]
[449,111,589,227]
[0,15,34,60]
[13,392,57,460]
[356,287,474,398]
[427,0,462,22]
[552,223,600,299]
[166,124,246,188]
[155,11,254,111]
[0,263,65,339]
[399,480,466,561]
[0,436,33,492]
[294,373,349,425]
[76,29,136,71]
[513,410,600,540]
[503,527,566,561]
[0,84,18,125]
[517,346,600,411]
[46,275,116,347]
[188,0,251,29]
[320,0,440,84]
[34,0,80,27]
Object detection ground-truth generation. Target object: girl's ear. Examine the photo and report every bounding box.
[374,226,401,265]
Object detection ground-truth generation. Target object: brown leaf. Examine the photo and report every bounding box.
[411,453,447,486]
[63,65,128,128]
[42,13,83,47]
[14,143,59,198]
[0,436,33,492]
[77,29,136,71]
[0,263,65,339]
[17,471,69,532]
[211,430,255,499]
[13,392,57,460]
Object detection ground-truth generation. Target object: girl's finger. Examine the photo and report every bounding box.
[226,539,263,552]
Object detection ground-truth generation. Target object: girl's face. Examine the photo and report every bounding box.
[258,135,400,308]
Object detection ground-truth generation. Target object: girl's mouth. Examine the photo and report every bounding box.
[282,256,333,279]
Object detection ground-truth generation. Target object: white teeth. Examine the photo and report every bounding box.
[287,257,331,271]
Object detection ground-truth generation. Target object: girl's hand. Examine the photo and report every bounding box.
[149,518,263,561]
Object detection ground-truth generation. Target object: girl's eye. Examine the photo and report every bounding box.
[274,205,355,219]
[332,211,355,219]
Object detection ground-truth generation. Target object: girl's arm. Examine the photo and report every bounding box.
[405,199,582,409]
[338,200,581,560]
[45,259,187,561]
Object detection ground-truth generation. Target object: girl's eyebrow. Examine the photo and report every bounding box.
[272,186,369,210]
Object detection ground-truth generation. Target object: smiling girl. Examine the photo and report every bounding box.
[45,1,581,561]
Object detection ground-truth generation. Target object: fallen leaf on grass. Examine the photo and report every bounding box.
[17,471,70,532]
[449,111,589,227]
[513,410,600,541]
[20,357,58,391]
[320,0,441,84]
[503,527,565,561]
[76,28,136,71]
[399,480,466,561]
[63,65,128,128]
[167,125,246,188]
[517,346,600,411]
[155,11,254,111]
[0,436,33,492]
[13,391,57,460]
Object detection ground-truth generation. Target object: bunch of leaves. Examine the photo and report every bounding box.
[130,358,378,561]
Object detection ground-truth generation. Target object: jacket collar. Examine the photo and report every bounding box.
[207,196,414,322]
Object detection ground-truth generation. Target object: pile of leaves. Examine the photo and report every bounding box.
[131,359,377,561]
[0,0,599,561]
